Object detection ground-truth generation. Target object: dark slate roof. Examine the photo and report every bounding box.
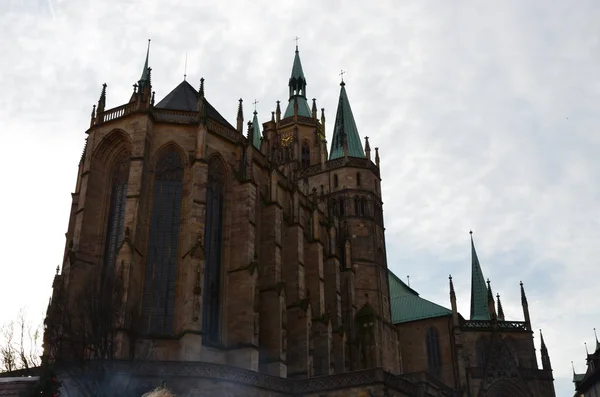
[155,80,235,130]
[388,270,452,324]
[0,377,39,396]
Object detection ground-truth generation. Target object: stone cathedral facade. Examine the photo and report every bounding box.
[43,43,556,397]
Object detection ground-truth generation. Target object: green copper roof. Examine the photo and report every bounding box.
[284,97,312,118]
[283,47,311,119]
[290,46,305,81]
[329,82,365,160]
[251,111,261,149]
[388,270,452,324]
[470,234,490,320]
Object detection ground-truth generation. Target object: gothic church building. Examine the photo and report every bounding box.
[44,43,556,397]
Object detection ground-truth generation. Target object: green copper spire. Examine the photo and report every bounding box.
[470,231,490,320]
[284,46,311,118]
[251,111,261,149]
[138,39,151,89]
[329,81,365,160]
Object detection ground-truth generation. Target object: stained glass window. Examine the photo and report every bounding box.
[102,156,130,283]
[203,157,225,343]
[142,149,184,335]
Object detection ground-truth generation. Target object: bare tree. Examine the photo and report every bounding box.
[44,265,128,396]
[0,308,42,373]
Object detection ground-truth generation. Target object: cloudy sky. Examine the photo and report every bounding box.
[1,0,599,395]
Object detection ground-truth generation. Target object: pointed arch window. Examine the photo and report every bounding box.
[301,142,310,168]
[426,327,442,376]
[142,149,184,335]
[203,157,225,343]
[103,156,130,282]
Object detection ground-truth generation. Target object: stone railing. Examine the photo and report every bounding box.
[461,320,528,332]
[98,102,138,124]
[295,156,379,179]
[58,361,441,395]
[467,366,553,381]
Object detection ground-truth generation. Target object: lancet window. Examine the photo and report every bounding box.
[142,149,184,335]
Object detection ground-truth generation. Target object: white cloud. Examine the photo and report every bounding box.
[1,1,599,395]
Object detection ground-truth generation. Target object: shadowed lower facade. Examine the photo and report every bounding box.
[41,43,556,397]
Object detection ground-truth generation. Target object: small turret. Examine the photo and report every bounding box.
[449,275,458,326]
[237,98,244,133]
[97,83,107,115]
[365,136,371,160]
[320,108,326,135]
[540,330,552,370]
[276,100,281,125]
[521,281,531,329]
[197,78,206,124]
[487,279,497,321]
[312,98,317,119]
[375,147,380,167]
[90,104,96,128]
[496,293,505,321]
[251,110,261,149]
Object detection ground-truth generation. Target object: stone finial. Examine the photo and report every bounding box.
[199,77,205,97]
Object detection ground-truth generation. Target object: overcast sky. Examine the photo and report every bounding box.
[1,1,599,395]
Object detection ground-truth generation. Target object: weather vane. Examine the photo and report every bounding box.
[294,36,300,48]
[253,99,259,112]
[340,70,346,82]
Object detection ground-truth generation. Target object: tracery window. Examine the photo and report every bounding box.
[426,327,442,375]
[301,142,310,168]
[142,149,184,335]
[203,157,225,343]
[102,156,130,282]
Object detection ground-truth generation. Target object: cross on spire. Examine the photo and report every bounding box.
[252,99,259,112]
[183,53,188,81]
[340,69,346,82]
[294,36,300,49]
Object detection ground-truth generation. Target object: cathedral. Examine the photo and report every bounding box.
[42,42,557,397]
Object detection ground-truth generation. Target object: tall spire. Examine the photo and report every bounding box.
[540,330,552,370]
[329,80,365,160]
[470,231,490,320]
[251,110,261,149]
[283,45,311,118]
